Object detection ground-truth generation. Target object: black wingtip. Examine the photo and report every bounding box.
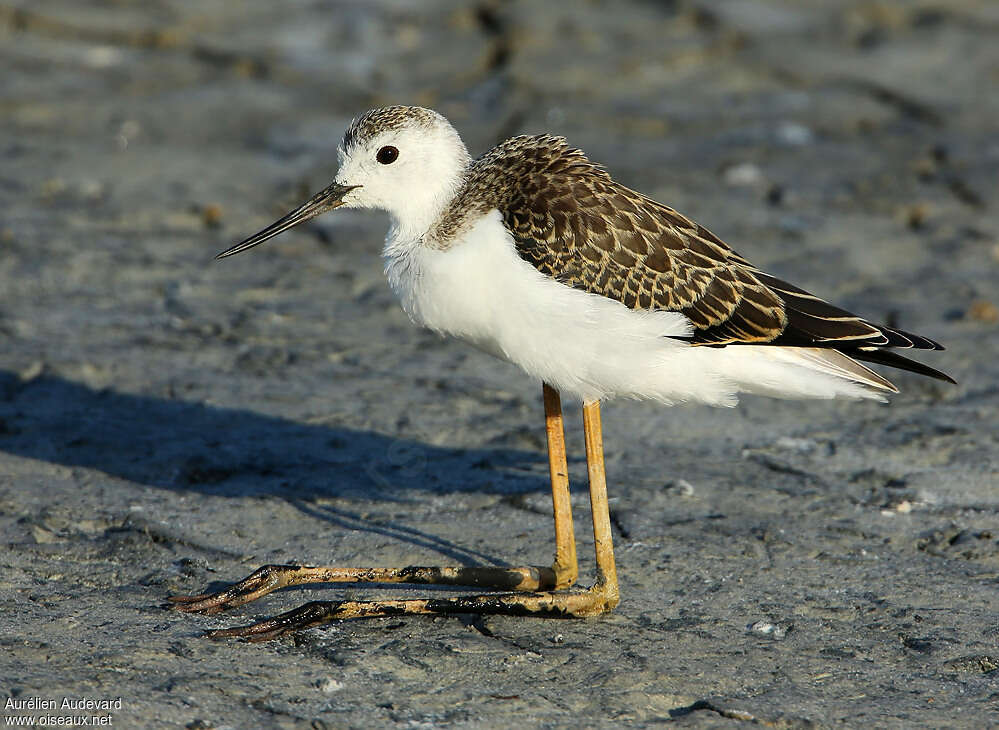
[849,348,956,385]
[881,326,946,351]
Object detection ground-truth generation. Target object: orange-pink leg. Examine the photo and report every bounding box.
[168,386,619,640]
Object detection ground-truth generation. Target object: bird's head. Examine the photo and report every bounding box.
[216,106,471,259]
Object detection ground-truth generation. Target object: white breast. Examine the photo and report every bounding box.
[382,210,884,406]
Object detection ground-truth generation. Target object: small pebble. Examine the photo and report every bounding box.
[775,121,814,146]
[318,677,344,693]
[912,155,937,180]
[40,178,67,197]
[202,204,224,228]
[881,499,915,516]
[84,46,123,69]
[748,620,787,640]
[79,179,106,201]
[898,202,931,230]
[966,299,999,323]
[774,436,817,453]
[722,162,764,187]
[665,479,695,497]
[19,360,45,382]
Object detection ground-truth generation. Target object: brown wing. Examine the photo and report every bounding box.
[481,136,951,381]
[510,178,793,345]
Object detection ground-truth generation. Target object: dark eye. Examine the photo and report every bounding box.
[376,145,399,165]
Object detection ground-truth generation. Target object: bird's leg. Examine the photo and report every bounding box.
[199,588,614,642]
[543,382,579,589]
[169,391,618,641]
[168,383,578,616]
[167,564,559,615]
[580,399,619,609]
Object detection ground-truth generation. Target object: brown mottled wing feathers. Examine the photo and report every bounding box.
[488,139,785,344]
[459,135,946,369]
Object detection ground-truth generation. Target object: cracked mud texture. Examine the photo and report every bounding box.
[1,1,998,727]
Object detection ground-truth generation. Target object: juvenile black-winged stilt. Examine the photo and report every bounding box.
[170,106,952,641]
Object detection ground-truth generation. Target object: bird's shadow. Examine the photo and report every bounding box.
[0,370,552,565]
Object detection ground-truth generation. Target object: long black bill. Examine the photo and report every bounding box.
[215,182,360,260]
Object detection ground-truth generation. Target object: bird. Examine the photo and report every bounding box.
[169,105,953,641]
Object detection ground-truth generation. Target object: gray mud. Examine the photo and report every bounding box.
[1,1,998,727]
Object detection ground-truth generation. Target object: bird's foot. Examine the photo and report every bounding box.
[201,586,617,642]
[168,563,306,614]
[168,563,564,615]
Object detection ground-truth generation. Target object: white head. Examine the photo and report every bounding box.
[216,106,471,260]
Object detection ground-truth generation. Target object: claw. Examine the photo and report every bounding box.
[204,601,339,642]
[167,564,294,614]
[165,593,212,604]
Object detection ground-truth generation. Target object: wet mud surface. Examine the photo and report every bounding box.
[2,1,998,727]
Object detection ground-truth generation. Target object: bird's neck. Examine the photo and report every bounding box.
[384,179,469,254]
[386,201,446,248]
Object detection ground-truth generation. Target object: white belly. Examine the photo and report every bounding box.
[383,210,883,406]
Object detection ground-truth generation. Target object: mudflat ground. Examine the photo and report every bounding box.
[2,1,998,727]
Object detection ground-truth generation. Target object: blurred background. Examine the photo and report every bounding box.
[2,1,998,727]
[2,1,995,402]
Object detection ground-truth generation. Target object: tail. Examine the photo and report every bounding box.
[793,348,899,394]
[753,345,954,403]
